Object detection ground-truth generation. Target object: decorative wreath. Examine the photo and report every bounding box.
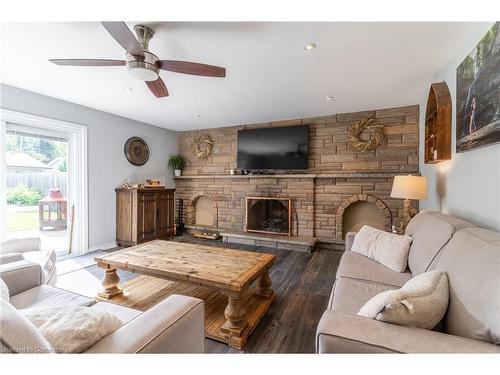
[191,134,214,160]
[347,118,385,152]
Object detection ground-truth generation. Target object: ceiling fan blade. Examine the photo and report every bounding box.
[146,77,169,98]
[49,59,126,66]
[101,22,144,58]
[158,60,226,77]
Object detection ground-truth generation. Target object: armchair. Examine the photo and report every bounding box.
[0,257,206,353]
[0,237,56,285]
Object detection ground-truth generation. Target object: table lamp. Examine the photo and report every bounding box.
[390,175,427,233]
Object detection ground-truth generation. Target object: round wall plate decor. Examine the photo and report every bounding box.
[124,137,150,166]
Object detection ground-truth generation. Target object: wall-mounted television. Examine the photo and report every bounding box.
[237,125,309,170]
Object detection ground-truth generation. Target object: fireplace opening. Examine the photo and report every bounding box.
[246,197,291,236]
[195,196,216,227]
[342,201,385,238]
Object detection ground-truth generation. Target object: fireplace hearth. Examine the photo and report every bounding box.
[246,197,291,236]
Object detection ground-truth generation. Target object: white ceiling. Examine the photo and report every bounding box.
[0,22,491,131]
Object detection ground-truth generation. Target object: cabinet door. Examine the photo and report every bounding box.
[156,192,173,237]
[116,190,134,244]
[138,193,156,241]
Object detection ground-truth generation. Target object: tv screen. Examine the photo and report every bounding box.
[237,125,309,170]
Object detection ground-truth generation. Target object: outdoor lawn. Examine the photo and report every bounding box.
[7,209,39,232]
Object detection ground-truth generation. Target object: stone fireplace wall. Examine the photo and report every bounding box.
[175,105,419,243]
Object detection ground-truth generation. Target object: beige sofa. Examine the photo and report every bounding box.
[316,210,500,353]
[0,259,205,353]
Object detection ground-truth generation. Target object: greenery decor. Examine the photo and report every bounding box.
[348,118,385,152]
[168,154,189,170]
[7,184,43,206]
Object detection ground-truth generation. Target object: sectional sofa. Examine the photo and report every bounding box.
[316,210,500,353]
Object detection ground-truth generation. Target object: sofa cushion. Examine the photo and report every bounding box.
[329,277,397,314]
[351,225,413,272]
[358,270,449,330]
[0,259,41,296]
[337,251,412,288]
[405,211,474,275]
[435,227,500,344]
[0,252,23,265]
[91,302,142,325]
[10,285,93,310]
[316,310,500,353]
[0,298,53,353]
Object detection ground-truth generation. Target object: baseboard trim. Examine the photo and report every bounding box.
[87,241,117,253]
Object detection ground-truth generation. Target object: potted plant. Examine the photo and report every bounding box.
[168,154,188,177]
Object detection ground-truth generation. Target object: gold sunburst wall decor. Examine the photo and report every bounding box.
[191,134,214,160]
[347,118,385,152]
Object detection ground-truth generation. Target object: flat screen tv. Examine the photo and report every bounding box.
[237,125,309,170]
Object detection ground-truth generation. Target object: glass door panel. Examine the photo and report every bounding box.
[5,124,70,255]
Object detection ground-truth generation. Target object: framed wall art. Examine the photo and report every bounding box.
[456,22,500,152]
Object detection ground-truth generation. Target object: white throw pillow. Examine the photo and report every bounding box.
[23,306,122,353]
[0,277,9,301]
[357,270,449,330]
[351,225,413,272]
[0,298,54,353]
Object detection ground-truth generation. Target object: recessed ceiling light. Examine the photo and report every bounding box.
[304,43,317,51]
[194,114,201,119]
[124,87,134,91]
[326,96,334,101]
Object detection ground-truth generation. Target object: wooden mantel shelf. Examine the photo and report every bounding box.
[174,172,401,180]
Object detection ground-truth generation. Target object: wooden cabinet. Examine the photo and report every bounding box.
[425,82,452,164]
[116,188,175,246]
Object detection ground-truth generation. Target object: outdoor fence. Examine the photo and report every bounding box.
[6,170,67,196]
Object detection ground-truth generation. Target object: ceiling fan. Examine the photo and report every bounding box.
[49,22,226,98]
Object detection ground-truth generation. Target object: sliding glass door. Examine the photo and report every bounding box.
[1,110,88,255]
[4,124,70,254]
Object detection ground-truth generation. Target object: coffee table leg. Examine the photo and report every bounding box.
[97,268,123,299]
[223,293,248,331]
[257,268,273,298]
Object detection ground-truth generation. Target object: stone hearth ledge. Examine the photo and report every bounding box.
[183,224,320,252]
[221,231,318,253]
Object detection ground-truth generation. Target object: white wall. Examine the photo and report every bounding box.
[1,84,178,249]
[419,22,500,231]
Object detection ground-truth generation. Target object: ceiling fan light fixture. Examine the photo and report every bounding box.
[128,66,159,81]
[126,51,160,81]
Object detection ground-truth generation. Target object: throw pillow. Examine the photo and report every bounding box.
[0,277,9,301]
[23,306,122,353]
[351,225,413,272]
[0,298,54,353]
[357,270,449,330]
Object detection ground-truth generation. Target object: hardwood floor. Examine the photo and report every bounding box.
[87,235,342,353]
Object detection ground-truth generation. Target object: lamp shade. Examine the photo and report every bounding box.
[390,175,427,200]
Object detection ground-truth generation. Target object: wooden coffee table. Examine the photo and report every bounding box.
[94,240,276,349]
